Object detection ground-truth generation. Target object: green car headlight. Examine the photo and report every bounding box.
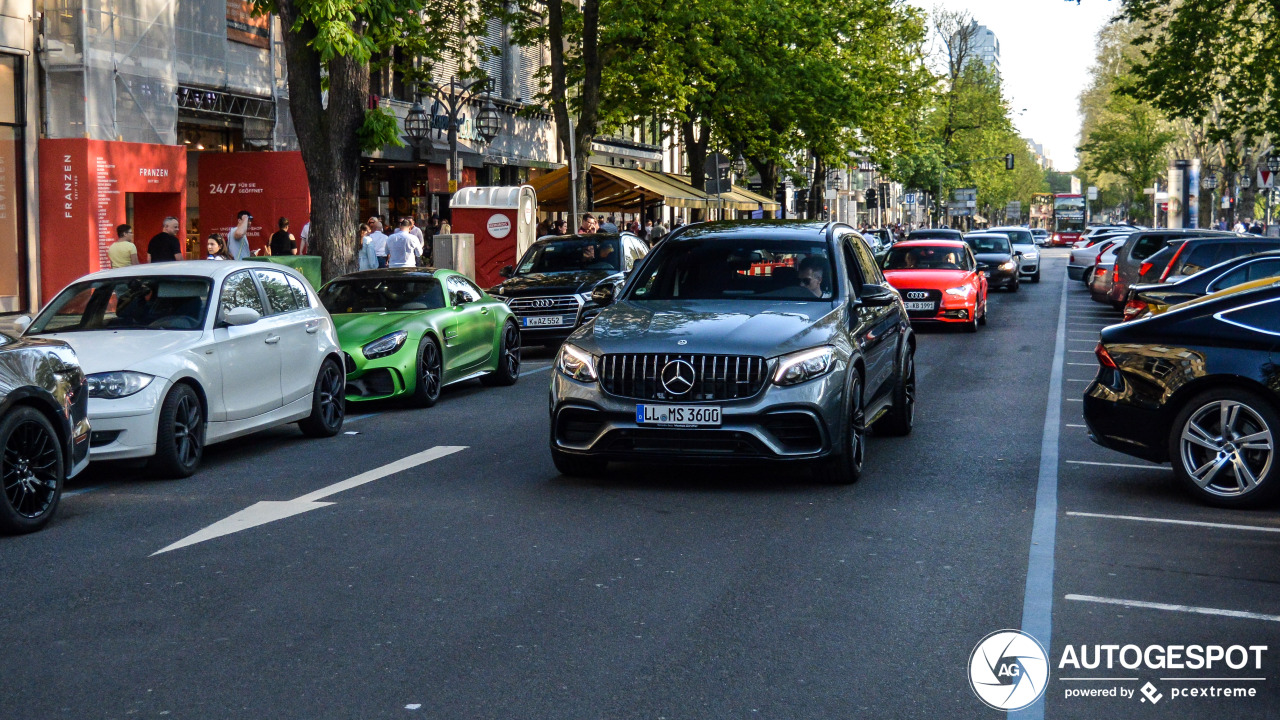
[556,343,597,382]
[362,330,408,359]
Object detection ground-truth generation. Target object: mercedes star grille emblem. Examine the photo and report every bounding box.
[660,359,696,396]
[906,291,927,299]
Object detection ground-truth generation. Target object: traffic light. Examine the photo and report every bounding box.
[1005,153,1015,171]
[865,187,877,207]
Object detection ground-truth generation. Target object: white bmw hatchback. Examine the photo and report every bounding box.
[18,262,346,477]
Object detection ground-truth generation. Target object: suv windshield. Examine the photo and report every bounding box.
[991,229,1034,245]
[29,277,213,333]
[628,239,835,301]
[319,277,445,314]
[885,245,971,271]
[517,237,621,274]
[965,235,1012,254]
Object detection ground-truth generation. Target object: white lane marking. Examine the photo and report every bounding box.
[63,485,107,497]
[1068,362,1094,366]
[152,445,467,555]
[1160,678,1267,681]
[1066,399,1083,402]
[1066,424,1086,428]
[1068,350,1094,353]
[1066,511,1280,534]
[345,412,381,423]
[1065,594,1280,623]
[521,364,553,377]
[1066,378,1091,382]
[1065,460,1166,470]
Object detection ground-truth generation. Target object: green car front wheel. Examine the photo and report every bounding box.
[482,320,521,387]
[411,336,443,407]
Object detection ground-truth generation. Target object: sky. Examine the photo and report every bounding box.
[906,0,1121,171]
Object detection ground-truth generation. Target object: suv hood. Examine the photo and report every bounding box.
[492,270,622,297]
[34,330,201,376]
[581,299,840,356]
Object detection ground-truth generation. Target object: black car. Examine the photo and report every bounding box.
[963,233,1021,291]
[1124,250,1280,320]
[0,331,90,533]
[907,228,964,241]
[1155,236,1280,284]
[1083,285,1280,508]
[548,220,916,484]
[489,232,649,346]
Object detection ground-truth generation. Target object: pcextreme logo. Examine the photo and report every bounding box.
[968,630,1050,711]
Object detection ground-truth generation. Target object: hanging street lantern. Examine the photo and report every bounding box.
[474,99,503,144]
[1267,156,1280,173]
[731,155,746,177]
[404,101,430,144]
[1203,173,1218,190]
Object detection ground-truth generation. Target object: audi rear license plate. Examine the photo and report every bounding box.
[903,301,936,311]
[523,315,565,327]
[636,404,722,427]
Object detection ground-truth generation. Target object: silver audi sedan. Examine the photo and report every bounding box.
[548,221,917,484]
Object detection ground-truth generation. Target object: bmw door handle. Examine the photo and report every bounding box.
[264,335,281,345]
[305,323,320,334]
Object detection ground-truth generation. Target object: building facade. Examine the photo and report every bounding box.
[966,21,1001,76]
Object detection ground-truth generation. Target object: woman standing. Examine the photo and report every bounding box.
[205,234,233,260]
[356,223,378,271]
[269,217,298,256]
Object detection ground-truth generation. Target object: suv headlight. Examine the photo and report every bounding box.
[86,371,154,399]
[773,346,836,386]
[557,344,598,382]
[577,291,594,304]
[1000,259,1017,271]
[945,285,974,298]
[362,330,408,359]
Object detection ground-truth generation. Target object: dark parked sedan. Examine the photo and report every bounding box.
[1124,250,1280,320]
[489,233,648,347]
[0,331,89,533]
[549,220,916,484]
[1083,285,1280,507]
[964,233,1021,291]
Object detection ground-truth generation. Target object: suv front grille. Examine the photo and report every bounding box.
[599,354,768,401]
[508,295,580,316]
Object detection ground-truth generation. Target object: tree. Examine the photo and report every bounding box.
[1078,92,1175,219]
[259,0,483,281]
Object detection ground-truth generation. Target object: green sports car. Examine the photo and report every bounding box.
[318,268,521,405]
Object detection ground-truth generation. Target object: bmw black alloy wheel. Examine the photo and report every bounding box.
[1180,399,1274,499]
[503,322,521,376]
[317,362,345,430]
[172,392,203,469]
[849,376,866,471]
[3,416,60,520]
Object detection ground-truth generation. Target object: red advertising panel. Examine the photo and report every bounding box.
[38,138,186,304]
[198,151,311,255]
[453,208,517,287]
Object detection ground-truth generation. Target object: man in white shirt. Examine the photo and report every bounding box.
[366,216,389,268]
[386,218,423,268]
[406,217,426,264]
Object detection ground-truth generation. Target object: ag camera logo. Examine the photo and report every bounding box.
[969,630,1050,711]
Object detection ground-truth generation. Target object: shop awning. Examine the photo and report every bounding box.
[529,165,716,211]
[720,184,781,212]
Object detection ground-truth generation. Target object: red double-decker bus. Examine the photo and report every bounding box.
[1050,194,1085,246]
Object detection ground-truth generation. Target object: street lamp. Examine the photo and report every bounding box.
[404,100,430,144]
[1203,173,1218,189]
[474,98,503,144]
[731,155,746,177]
[410,77,503,193]
[1269,156,1280,173]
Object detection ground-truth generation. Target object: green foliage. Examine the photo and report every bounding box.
[1078,92,1174,213]
[357,107,406,153]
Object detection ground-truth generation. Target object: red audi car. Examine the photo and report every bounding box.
[882,240,989,332]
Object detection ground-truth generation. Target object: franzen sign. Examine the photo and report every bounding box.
[487,213,512,239]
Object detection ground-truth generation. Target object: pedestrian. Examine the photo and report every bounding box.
[366,216,389,268]
[299,220,311,255]
[536,218,552,237]
[578,214,598,235]
[1249,219,1264,235]
[147,216,184,263]
[553,219,568,235]
[386,218,421,268]
[649,219,667,246]
[643,220,653,241]
[672,216,685,230]
[205,233,233,260]
[108,223,140,268]
[1233,218,1247,233]
[356,223,378,271]
[406,216,426,265]
[439,215,452,235]
[226,210,256,259]
[269,217,298,256]
[600,215,619,234]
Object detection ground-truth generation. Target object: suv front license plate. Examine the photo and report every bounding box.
[523,315,565,327]
[903,301,935,311]
[636,404,721,427]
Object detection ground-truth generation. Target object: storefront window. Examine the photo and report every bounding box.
[0,54,24,311]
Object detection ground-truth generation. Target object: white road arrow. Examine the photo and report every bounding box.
[152,445,467,556]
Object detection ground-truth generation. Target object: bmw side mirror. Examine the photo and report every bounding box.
[591,284,616,306]
[12,315,31,333]
[500,265,514,278]
[858,284,897,307]
[223,306,261,326]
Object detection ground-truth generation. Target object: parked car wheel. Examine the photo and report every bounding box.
[149,383,204,478]
[298,359,346,437]
[875,349,915,437]
[1169,387,1279,508]
[481,320,521,387]
[0,406,64,534]
[410,337,443,408]
[1032,269,1041,283]
[813,374,864,484]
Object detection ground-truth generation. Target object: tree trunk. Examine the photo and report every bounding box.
[276,0,367,283]
[749,157,778,217]
[548,0,600,230]
[681,118,709,222]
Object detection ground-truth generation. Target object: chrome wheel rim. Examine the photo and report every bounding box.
[172,394,203,468]
[420,342,441,399]
[1180,400,1274,497]
[850,378,865,470]
[3,419,59,518]
[503,323,521,376]
[317,364,345,428]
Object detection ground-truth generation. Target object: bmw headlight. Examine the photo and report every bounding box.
[1000,260,1017,271]
[362,330,408,359]
[556,344,598,382]
[86,371,154,399]
[945,285,974,298]
[772,346,837,387]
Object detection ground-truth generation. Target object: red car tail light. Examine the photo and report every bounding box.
[1094,266,1107,277]
[1111,266,1119,283]
[1095,342,1118,369]
[1123,298,1148,321]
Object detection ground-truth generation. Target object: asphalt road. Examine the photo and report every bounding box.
[2,250,1277,719]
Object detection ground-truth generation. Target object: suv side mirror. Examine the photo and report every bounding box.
[857,284,897,307]
[591,284,617,306]
[500,265,514,278]
[223,306,261,326]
